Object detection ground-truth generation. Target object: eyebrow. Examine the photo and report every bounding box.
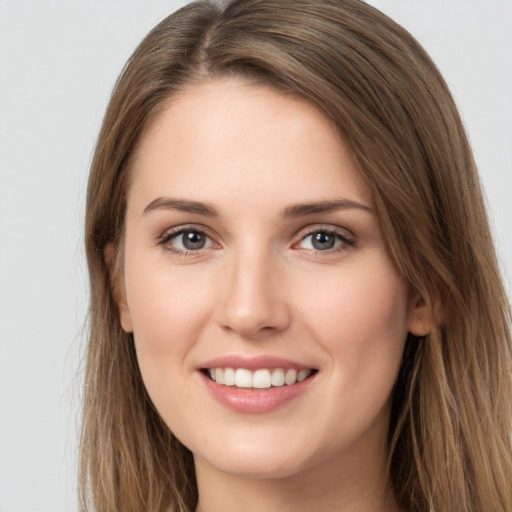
[142,197,219,217]
[282,199,373,218]
[142,196,372,218]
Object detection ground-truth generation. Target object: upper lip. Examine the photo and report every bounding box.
[200,355,316,371]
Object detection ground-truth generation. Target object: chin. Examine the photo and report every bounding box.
[192,429,324,481]
[201,451,312,480]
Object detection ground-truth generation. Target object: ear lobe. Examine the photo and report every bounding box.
[407,290,434,337]
[104,243,133,333]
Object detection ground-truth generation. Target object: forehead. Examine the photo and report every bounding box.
[128,78,372,215]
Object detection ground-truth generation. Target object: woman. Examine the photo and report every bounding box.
[80,1,512,511]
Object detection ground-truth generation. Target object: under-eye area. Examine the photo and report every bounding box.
[202,367,319,389]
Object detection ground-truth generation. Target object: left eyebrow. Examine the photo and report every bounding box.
[142,197,220,217]
[282,199,373,218]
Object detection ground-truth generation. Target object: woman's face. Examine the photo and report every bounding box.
[116,78,428,482]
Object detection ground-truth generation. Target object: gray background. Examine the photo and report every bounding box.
[0,1,510,510]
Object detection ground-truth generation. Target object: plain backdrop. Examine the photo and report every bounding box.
[0,1,511,510]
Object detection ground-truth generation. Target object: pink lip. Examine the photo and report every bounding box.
[201,375,314,413]
[200,354,311,371]
[198,355,317,414]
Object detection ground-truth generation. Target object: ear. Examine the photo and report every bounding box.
[407,289,434,337]
[104,243,133,333]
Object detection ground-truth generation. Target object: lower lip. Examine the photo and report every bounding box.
[200,372,315,414]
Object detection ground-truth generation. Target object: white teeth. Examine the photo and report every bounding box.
[271,368,285,386]
[207,367,314,388]
[297,369,312,382]
[285,368,297,385]
[224,367,236,386]
[235,368,253,388]
[253,369,272,389]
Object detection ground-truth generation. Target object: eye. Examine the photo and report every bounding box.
[159,228,216,254]
[297,229,355,252]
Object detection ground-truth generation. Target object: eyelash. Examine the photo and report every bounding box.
[157,225,357,257]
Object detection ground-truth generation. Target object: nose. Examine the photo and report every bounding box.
[214,249,291,339]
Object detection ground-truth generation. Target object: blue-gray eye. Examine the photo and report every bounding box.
[182,231,206,250]
[165,229,213,251]
[311,232,336,250]
[298,230,350,251]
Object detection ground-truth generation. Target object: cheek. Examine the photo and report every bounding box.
[303,271,408,332]
[295,255,409,383]
[122,256,219,421]
[125,258,216,354]
[294,262,409,445]
[123,257,218,415]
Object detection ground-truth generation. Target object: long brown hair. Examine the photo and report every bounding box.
[81,1,512,511]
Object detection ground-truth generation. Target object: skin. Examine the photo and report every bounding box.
[113,78,430,512]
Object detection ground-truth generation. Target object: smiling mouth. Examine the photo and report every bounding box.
[202,367,318,389]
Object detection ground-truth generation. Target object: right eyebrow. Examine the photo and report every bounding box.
[282,198,373,218]
[142,197,220,217]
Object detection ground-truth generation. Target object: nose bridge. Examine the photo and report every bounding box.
[215,242,289,337]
